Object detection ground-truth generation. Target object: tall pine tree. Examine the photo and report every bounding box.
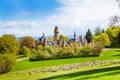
[85,29,93,43]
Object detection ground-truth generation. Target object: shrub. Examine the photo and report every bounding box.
[57,46,75,58]
[80,46,92,56]
[20,46,31,57]
[31,49,36,54]
[46,46,57,55]
[30,50,50,61]
[0,54,5,73]
[71,42,81,54]
[36,45,43,50]
[37,50,50,59]
[93,42,104,56]
[0,54,16,73]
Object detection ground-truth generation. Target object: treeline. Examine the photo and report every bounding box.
[94,26,120,48]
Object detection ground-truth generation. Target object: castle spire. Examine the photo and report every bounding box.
[42,32,45,38]
[74,30,76,39]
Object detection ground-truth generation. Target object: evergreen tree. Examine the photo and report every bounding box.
[85,29,93,43]
[94,27,103,36]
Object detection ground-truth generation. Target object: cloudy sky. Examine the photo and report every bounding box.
[0,0,119,37]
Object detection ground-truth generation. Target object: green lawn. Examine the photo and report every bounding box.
[1,62,120,80]
[41,64,120,80]
[13,48,120,71]
[0,48,120,80]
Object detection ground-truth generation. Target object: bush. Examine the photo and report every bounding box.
[93,42,104,56]
[30,50,50,61]
[36,45,43,50]
[57,46,75,58]
[31,49,36,54]
[0,54,16,73]
[20,46,31,57]
[71,42,81,54]
[46,46,57,55]
[0,54,5,73]
[80,46,92,56]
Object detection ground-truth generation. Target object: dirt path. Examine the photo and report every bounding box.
[17,57,29,62]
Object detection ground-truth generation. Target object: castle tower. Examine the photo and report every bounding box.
[54,26,59,41]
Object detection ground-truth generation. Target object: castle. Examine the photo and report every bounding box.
[36,26,94,49]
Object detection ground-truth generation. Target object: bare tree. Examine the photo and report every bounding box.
[116,0,120,8]
[108,15,120,26]
[108,0,120,26]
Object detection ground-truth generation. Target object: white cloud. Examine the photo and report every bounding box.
[0,21,42,37]
[46,0,120,35]
[0,0,119,37]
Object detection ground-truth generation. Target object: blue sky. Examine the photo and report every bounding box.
[0,0,119,37]
[0,0,60,20]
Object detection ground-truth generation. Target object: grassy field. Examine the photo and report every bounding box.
[13,48,120,71]
[0,48,120,80]
[41,64,120,80]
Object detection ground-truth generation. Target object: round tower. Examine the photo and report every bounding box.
[54,26,59,41]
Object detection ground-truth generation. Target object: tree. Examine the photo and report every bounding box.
[0,34,19,73]
[0,54,16,73]
[48,37,54,42]
[93,42,104,56]
[20,46,31,57]
[94,27,103,36]
[116,0,120,8]
[118,31,120,47]
[96,33,111,47]
[108,15,120,26]
[59,34,69,41]
[36,45,43,51]
[106,26,120,47]
[20,36,35,49]
[85,29,93,43]
[0,34,20,55]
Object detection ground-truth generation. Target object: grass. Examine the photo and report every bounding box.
[0,48,120,80]
[13,48,120,71]
[1,63,120,80]
[41,64,120,80]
